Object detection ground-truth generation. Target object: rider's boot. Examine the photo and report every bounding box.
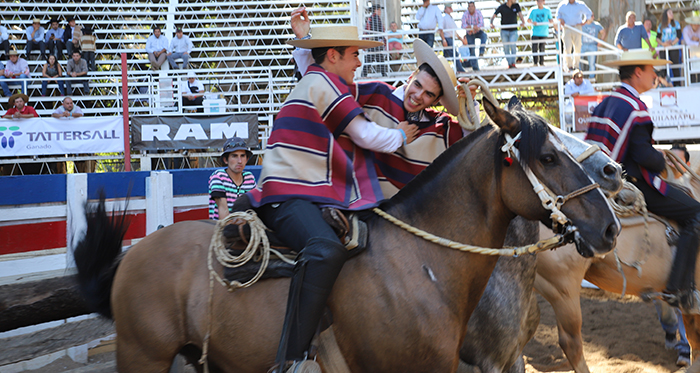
[665,214,700,315]
[274,237,348,373]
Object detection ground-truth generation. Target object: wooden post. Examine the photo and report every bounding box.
[66,173,88,269]
[121,52,131,171]
[145,171,173,235]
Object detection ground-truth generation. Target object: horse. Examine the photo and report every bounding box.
[73,99,619,373]
[534,162,700,373]
[457,120,624,373]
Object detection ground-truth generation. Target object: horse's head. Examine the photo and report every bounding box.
[483,98,619,257]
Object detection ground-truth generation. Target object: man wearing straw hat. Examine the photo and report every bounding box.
[246,20,420,373]
[2,93,38,119]
[683,16,700,83]
[25,19,46,61]
[289,7,481,198]
[586,49,700,314]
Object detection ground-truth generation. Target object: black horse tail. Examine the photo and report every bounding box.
[73,192,129,320]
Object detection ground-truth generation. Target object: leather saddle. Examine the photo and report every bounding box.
[222,195,369,284]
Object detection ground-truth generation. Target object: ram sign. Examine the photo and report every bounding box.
[131,114,258,151]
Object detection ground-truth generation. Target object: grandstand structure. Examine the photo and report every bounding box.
[0,0,698,174]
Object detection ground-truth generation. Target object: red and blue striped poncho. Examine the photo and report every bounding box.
[247,65,384,210]
[585,86,667,195]
[350,81,465,198]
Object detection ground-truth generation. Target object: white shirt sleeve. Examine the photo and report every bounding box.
[344,116,405,153]
[293,48,313,76]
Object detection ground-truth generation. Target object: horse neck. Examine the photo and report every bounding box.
[370,130,514,319]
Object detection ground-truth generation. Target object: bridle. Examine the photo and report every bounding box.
[501,129,601,239]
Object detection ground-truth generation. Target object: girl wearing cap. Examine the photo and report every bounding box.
[2,93,38,119]
[208,137,256,220]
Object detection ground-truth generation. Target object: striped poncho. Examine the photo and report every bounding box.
[352,81,465,197]
[585,85,667,195]
[247,65,384,210]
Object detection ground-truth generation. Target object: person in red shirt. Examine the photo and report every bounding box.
[2,93,38,119]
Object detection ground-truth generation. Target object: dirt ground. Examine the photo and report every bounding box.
[13,288,689,372]
[524,288,685,373]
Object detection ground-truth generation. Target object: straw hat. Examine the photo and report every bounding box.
[686,16,700,25]
[287,25,383,49]
[413,38,459,116]
[8,50,18,56]
[603,48,670,67]
[9,93,29,105]
[32,18,41,24]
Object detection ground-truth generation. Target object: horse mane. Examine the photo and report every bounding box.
[500,107,550,170]
[383,124,495,209]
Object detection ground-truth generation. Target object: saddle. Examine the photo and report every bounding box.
[613,182,679,247]
[222,200,369,284]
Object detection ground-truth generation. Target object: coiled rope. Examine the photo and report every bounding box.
[372,207,567,256]
[457,77,500,131]
[200,211,295,371]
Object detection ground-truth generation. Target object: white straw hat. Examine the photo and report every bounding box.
[287,25,383,49]
[603,48,671,67]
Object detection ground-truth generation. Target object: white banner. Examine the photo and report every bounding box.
[0,117,124,156]
[641,86,700,128]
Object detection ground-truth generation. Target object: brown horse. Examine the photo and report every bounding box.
[534,165,700,373]
[73,100,619,373]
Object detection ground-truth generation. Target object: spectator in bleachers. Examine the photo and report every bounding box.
[80,27,97,71]
[1,51,30,96]
[181,71,204,112]
[2,93,38,119]
[45,18,65,60]
[564,69,595,96]
[442,4,465,73]
[66,50,89,95]
[63,17,81,57]
[580,14,605,79]
[167,27,193,70]
[146,26,169,71]
[387,21,403,59]
[461,1,487,71]
[642,18,658,52]
[556,0,592,71]
[657,9,681,86]
[684,16,700,84]
[40,54,65,96]
[52,96,83,118]
[208,137,257,220]
[615,11,653,52]
[490,0,526,69]
[363,4,387,77]
[416,0,444,47]
[685,16,700,47]
[0,24,10,60]
[25,19,46,61]
[527,0,553,67]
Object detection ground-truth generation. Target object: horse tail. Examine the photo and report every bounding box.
[73,191,130,320]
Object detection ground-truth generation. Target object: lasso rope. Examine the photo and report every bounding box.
[372,208,567,256]
[457,77,500,131]
[199,211,295,371]
[608,181,651,297]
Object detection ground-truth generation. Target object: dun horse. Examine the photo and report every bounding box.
[458,118,623,373]
[534,163,700,373]
[74,101,619,372]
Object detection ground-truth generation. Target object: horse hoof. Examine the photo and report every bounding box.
[286,360,322,373]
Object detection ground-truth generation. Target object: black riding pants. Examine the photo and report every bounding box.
[634,180,700,291]
[257,199,347,360]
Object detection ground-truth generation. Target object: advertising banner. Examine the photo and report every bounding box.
[640,87,700,128]
[573,94,610,132]
[0,117,124,156]
[131,114,258,151]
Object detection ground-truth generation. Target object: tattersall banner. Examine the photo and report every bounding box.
[131,114,258,151]
[0,117,124,156]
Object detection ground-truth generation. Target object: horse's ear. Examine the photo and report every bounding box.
[481,99,519,135]
[507,95,523,111]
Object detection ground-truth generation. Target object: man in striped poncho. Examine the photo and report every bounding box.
[585,49,700,314]
[247,25,420,373]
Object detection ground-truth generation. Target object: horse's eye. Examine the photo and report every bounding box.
[540,154,556,165]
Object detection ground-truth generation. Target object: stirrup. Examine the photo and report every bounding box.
[284,359,322,373]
